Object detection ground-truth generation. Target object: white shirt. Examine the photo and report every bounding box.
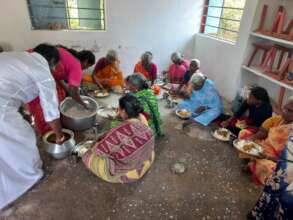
[0,52,59,122]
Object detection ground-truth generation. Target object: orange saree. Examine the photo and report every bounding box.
[94,62,124,89]
[249,116,291,185]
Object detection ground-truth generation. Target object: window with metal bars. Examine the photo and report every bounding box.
[200,0,246,42]
[27,0,105,31]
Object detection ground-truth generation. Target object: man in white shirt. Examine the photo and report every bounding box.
[0,44,64,210]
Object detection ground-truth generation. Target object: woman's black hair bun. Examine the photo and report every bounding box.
[119,94,144,118]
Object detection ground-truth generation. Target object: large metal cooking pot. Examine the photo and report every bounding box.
[43,129,75,159]
[60,96,98,131]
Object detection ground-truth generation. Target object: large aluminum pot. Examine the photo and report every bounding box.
[42,129,75,159]
[60,96,98,131]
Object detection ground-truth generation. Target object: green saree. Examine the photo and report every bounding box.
[111,89,163,137]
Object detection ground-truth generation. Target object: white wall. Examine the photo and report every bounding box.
[0,2,32,51]
[0,0,203,75]
[194,0,293,102]
[194,0,259,101]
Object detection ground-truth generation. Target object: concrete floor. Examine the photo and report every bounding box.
[0,94,261,220]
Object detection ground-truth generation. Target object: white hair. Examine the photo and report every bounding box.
[190,72,206,86]
[106,49,118,60]
[190,59,200,68]
[171,52,183,62]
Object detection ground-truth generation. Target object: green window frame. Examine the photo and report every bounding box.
[27,0,105,31]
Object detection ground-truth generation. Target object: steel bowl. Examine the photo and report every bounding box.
[42,129,75,159]
[60,96,98,131]
[72,140,95,157]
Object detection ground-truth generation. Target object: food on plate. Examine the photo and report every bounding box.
[216,129,229,137]
[212,128,231,141]
[243,143,256,152]
[94,90,109,97]
[235,120,247,129]
[178,109,191,117]
[233,140,263,156]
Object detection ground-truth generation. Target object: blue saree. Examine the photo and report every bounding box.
[177,79,223,126]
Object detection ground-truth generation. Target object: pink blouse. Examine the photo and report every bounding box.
[57,48,82,87]
[168,60,190,84]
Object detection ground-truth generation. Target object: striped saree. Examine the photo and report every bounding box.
[82,119,155,183]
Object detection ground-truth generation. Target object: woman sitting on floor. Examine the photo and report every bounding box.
[111,74,163,137]
[242,98,293,185]
[247,126,293,219]
[167,52,190,93]
[87,50,125,92]
[82,94,155,184]
[134,51,157,85]
[126,74,163,137]
[178,73,223,127]
[221,86,272,138]
[176,59,201,94]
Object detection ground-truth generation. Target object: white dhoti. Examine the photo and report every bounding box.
[0,52,60,210]
[0,110,43,210]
